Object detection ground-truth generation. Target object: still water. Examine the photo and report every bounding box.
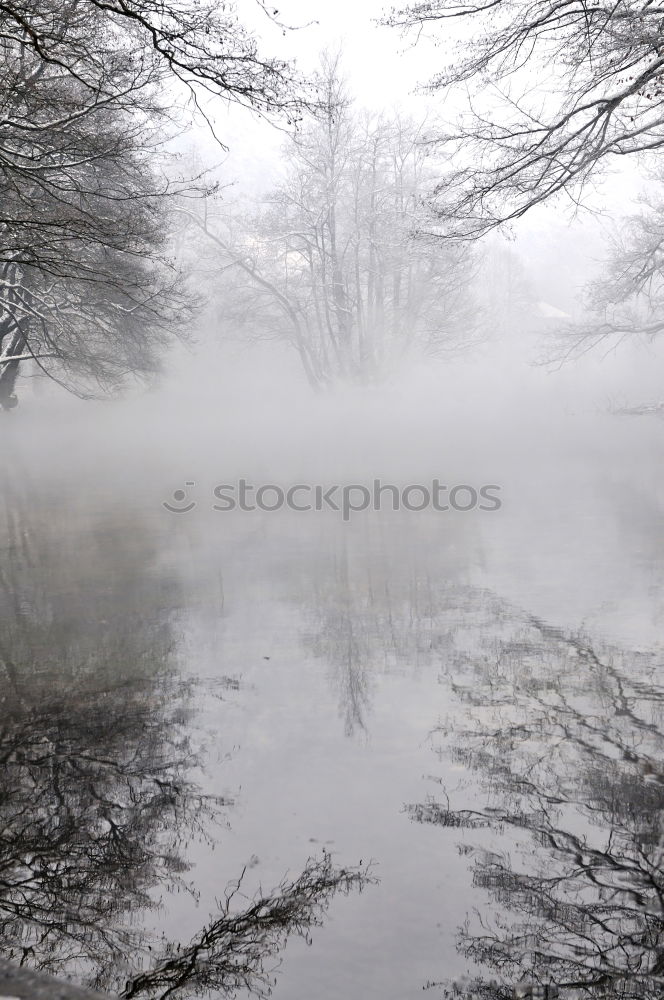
[2,394,664,1000]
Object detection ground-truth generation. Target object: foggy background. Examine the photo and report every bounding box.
[4,2,664,999]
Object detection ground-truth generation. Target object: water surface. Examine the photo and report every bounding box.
[2,398,664,1000]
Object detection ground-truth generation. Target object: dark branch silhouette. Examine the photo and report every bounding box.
[382,0,664,238]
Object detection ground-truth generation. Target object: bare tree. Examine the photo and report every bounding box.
[541,182,664,386]
[382,0,664,238]
[192,54,478,387]
[0,0,304,118]
[0,0,307,407]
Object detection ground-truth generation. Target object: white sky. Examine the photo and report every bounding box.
[179,0,649,311]
[188,0,444,186]
[242,0,439,106]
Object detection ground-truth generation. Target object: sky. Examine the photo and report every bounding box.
[186,0,440,193]
[174,0,648,319]
[243,0,437,106]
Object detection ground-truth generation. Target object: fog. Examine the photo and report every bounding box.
[4,4,664,1000]
[11,313,664,493]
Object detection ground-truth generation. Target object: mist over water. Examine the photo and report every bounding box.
[4,315,664,998]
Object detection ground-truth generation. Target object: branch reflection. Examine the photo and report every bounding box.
[407,591,664,1000]
[0,482,375,998]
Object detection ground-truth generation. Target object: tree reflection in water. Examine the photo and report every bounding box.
[0,481,374,999]
[404,588,664,1000]
[298,519,472,737]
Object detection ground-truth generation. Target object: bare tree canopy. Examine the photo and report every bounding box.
[194,54,478,387]
[0,0,303,117]
[0,0,306,407]
[382,0,664,238]
[541,179,664,372]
